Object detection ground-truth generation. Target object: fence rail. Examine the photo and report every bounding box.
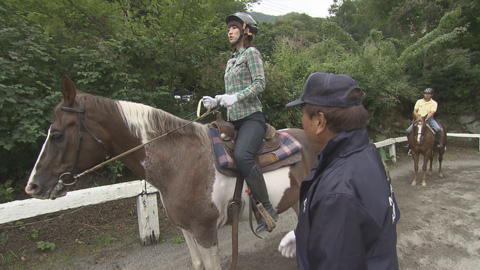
[0,180,161,245]
[374,133,480,162]
[1,133,478,245]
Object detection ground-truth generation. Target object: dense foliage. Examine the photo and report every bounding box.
[1,0,479,200]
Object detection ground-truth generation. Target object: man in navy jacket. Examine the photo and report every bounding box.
[280,72,400,269]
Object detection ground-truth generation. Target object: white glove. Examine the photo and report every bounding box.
[278,230,296,258]
[215,94,238,107]
[202,96,217,109]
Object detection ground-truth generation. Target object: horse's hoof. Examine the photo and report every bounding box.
[439,172,444,178]
[422,183,427,187]
[411,181,417,186]
[427,171,432,176]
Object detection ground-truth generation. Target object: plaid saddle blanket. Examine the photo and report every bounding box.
[209,127,303,170]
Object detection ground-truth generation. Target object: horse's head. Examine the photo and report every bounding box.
[412,115,427,144]
[25,76,110,199]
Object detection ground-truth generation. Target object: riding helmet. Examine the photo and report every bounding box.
[424,87,434,94]
[226,12,258,35]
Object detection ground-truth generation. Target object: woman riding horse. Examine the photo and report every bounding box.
[202,12,277,233]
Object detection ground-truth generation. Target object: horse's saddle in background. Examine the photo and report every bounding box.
[209,112,303,177]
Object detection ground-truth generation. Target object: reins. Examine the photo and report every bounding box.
[54,99,217,190]
[54,98,253,269]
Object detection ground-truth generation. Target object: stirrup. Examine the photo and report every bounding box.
[256,203,277,233]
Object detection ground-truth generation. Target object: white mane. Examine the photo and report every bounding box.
[116,100,209,143]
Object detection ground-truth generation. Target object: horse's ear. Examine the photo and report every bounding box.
[61,75,76,107]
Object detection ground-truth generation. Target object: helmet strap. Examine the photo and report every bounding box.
[232,23,253,48]
[232,32,244,48]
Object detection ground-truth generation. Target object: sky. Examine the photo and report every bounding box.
[248,0,335,18]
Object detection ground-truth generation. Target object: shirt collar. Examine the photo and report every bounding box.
[234,47,246,57]
[315,128,370,172]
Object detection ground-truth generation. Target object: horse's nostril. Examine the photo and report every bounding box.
[25,183,39,194]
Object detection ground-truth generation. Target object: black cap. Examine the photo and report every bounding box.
[286,72,362,107]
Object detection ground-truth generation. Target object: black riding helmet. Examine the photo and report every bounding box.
[226,12,258,46]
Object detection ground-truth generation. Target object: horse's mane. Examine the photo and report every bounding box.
[116,99,209,141]
[61,92,210,144]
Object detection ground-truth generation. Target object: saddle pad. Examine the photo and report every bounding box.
[210,127,235,169]
[209,127,303,169]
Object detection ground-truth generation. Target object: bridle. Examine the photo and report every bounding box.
[50,100,108,197]
[413,118,434,145]
[49,98,219,198]
[413,119,425,144]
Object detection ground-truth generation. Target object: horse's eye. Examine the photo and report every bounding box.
[50,133,63,142]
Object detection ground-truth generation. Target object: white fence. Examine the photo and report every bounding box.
[0,180,161,246]
[374,133,480,162]
[1,133,479,245]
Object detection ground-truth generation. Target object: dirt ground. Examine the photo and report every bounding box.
[2,143,480,270]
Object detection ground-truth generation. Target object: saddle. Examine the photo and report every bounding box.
[211,112,280,154]
[210,112,302,177]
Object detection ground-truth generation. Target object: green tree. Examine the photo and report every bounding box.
[0,4,60,181]
[400,8,479,112]
[1,0,479,200]
[3,0,126,48]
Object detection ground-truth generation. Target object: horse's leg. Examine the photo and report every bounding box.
[438,147,445,178]
[182,229,205,270]
[182,229,221,270]
[411,152,419,186]
[196,241,220,270]
[427,149,433,175]
[422,153,429,187]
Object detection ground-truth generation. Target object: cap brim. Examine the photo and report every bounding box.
[285,98,304,107]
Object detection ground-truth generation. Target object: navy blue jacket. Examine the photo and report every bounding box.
[296,128,400,270]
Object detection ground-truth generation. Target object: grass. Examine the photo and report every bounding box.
[167,235,185,244]
[1,230,132,270]
[0,249,24,265]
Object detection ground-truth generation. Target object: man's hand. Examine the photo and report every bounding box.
[215,94,238,107]
[202,96,217,109]
[278,230,296,258]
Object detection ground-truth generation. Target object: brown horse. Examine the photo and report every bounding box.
[408,115,446,187]
[25,76,318,269]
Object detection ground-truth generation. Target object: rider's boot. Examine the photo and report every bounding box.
[436,130,444,148]
[245,164,278,233]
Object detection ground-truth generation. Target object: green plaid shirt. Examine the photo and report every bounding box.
[224,47,265,121]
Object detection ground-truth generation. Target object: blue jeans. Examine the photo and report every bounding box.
[406,117,441,134]
[231,112,266,178]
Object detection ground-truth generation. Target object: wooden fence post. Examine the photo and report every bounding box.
[388,143,397,163]
[136,180,161,246]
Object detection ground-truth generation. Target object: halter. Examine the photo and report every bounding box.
[50,100,108,196]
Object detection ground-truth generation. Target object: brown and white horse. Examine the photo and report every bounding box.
[408,115,446,187]
[25,76,318,269]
